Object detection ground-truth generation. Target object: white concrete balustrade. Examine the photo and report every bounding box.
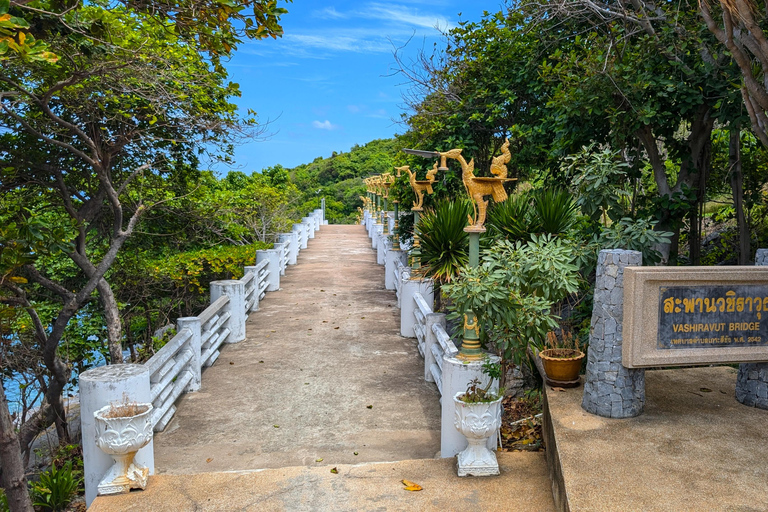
[80,210,325,507]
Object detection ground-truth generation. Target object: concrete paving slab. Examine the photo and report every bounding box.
[90,452,555,511]
[153,225,441,474]
[544,366,768,511]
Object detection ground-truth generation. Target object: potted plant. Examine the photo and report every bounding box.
[453,360,504,477]
[93,397,154,495]
[538,330,585,387]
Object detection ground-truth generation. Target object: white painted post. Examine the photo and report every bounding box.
[367,215,373,237]
[385,249,407,290]
[313,209,323,230]
[210,279,245,343]
[372,223,383,249]
[80,364,153,508]
[424,313,446,383]
[293,223,308,250]
[400,278,433,337]
[387,212,394,233]
[376,232,389,265]
[440,354,501,458]
[321,198,326,224]
[302,217,316,239]
[273,242,287,276]
[175,317,202,391]
[278,232,299,265]
[256,249,281,292]
[244,265,261,312]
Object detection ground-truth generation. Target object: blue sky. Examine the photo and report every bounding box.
[223,0,507,173]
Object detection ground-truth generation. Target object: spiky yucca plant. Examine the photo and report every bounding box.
[417,200,472,309]
[486,191,533,242]
[531,188,578,235]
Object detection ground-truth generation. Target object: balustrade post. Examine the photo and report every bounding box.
[401,278,433,337]
[278,232,299,265]
[293,223,308,250]
[385,249,407,290]
[244,265,261,312]
[256,248,281,292]
[302,216,316,239]
[273,241,287,276]
[424,313,446,383]
[175,317,202,392]
[210,279,246,343]
[376,230,389,265]
[80,365,153,507]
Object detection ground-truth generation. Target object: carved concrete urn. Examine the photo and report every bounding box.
[94,403,153,495]
[453,392,502,477]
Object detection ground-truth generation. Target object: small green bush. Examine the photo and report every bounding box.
[31,461,83,512]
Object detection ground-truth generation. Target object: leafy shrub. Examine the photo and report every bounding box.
[31,461,82,512]
[0,488,8,512]
[599,217,673,265]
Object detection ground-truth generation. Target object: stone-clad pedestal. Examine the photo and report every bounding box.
[582,249,645,418]
[736,248,768,409]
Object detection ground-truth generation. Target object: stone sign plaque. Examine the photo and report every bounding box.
[657,285,768,349]
[623,267,768,368]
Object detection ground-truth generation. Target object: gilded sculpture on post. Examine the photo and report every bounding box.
[395,163,438,211]
[439,139,514,231]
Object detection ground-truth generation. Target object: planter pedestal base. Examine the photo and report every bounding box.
[456,439,500,477]
[97,457,149,495]
[545,377,580,388]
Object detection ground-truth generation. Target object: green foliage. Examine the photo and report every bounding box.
[416,200,472,284]
[443,235,581,368]
[531,188,579,235]
[0,488,7,512]
[600,218,673,266]
[486,192,532,241]
[31,461,82,512]
[564,145,630,225]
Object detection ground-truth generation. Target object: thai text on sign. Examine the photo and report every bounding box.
[658,286,768,349]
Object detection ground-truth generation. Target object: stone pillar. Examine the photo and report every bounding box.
[211,279,246,343]
[385,250,407,290]
[400,278,433,338]
[278,232,299,265]
[244,265,261,312]
[293,223,308,250]
[736,248,768,409]
[376,232,389,265]
[440,354,500,458]
[256,249,280,292]
[424,313,445,383]
[175,317,202,391]
[582,249,645,418]
[80,365,153,508]
[273,241,287,276]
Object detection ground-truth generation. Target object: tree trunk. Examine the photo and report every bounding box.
[730,126,750,264]
[0,380,34,512]
[97,278,124,364]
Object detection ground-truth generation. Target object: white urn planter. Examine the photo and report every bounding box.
[453,392,502,477]
[94,402,154,495]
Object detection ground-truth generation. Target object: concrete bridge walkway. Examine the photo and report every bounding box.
[153,224,442,473]
[92,224,555,511]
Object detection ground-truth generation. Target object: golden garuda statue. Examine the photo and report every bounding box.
[395,164,438,211]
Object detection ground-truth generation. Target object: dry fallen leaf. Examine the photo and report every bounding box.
[316,458,323,462]
[206,458,213,463]
[330,467,338,474]
[229,362,234,365]
[366,405,373,409]
[273,425,279,428]
[334,326,340,330]
[402,479,422,491]
[353,451,358,455]
[552,387,566,392]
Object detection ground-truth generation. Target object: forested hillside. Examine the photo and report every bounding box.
[284,138,404,224]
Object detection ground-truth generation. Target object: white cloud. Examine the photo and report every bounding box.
[312,120,338,130]
[315,7,346,19]
[362,3,455,31]
[348,105,362,113]
[287,33,392,54]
